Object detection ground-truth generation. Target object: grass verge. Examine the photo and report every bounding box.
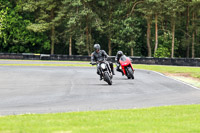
[133,64,200,79]
[133,64,200,88]
[0,104,200,133]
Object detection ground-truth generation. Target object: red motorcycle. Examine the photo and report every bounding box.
[119,55,134,79]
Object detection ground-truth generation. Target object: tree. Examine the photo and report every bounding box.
[0,0,50,53]
[136,0,156,57]
[189,0,200,58]
[77,0,100,55]
[150,0,162,56]
[60,0,80,55]
[61,0,101,55]
[163,0,185,58]
[90,0,121,55]
[124,2,142,56]
[1,0,200,58]
[154,32,179,58]
[111,2,142,56]
[0,7,7,45]
[22,0,63,55]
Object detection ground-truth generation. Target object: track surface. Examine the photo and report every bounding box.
[0,61,200,115]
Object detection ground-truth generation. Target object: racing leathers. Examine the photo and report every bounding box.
[115,54,124,75]
[91,50,115,80]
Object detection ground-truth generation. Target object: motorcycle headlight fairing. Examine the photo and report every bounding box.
[121,63,127,66]
[101,63,106,70]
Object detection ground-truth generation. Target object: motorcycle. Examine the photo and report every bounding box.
[90,60,113,85]
[119,55,134,79]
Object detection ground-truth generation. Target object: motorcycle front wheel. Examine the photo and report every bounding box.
[127,67,134,79]
[104,72,112,85]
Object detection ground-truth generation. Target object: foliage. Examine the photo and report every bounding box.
[0,0,50,53]
[154,32,179,57]
[0,0,200,57]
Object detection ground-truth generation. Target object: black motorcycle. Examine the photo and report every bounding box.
[91,60,113,85]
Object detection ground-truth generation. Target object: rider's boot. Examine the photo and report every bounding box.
[121,71,124,76]
[112,69,115,75]
[110,62,115,75]
[100,75,103,80]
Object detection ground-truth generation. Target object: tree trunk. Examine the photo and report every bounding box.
[154,13,158,56]
[147,16,152,57]
[171,19,175,58]
[86,15,90,56]
[131,47,134,56]
[192,31,195,58]
[50,9,55,55]
[89,28,92,52]
[69,35,72,55]
[108,36,112,55]
[108,7,112,56]
[192,12,195,58]
[195,28,198,57]
[186,5,190,58]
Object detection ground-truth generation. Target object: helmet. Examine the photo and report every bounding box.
[117,51,123,57]
[94,44,100,51]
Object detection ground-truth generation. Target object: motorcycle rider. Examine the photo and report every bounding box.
[115,51,124,76]
[91,44,115,80]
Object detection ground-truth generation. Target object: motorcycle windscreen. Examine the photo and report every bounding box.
[119,55,127,62]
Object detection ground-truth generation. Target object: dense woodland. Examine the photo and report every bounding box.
[0,0,200,58]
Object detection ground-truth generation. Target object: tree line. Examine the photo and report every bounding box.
[0,0,200,58]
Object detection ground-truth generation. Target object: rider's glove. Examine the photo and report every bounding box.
[90,62,97,65]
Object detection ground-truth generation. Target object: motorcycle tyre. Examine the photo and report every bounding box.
[127,67,134,79]
[104,72,112,85]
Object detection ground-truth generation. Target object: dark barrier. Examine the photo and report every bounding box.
[50,55,91,61]
[0,53,23,59]
[0,53,199,66]
[130,57,200,66]
[23,53,40,60]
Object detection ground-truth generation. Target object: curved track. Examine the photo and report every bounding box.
[0,62,200,115]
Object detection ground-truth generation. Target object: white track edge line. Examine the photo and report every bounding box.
[137,69,200,91]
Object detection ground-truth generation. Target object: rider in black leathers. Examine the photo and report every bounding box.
[115,51,124,76]
[91,44,115,80]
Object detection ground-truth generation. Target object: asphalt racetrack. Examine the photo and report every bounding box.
[0,60,200,115]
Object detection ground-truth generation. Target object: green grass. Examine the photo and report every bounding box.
[0,104,200,133]
[133,64,200,79]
